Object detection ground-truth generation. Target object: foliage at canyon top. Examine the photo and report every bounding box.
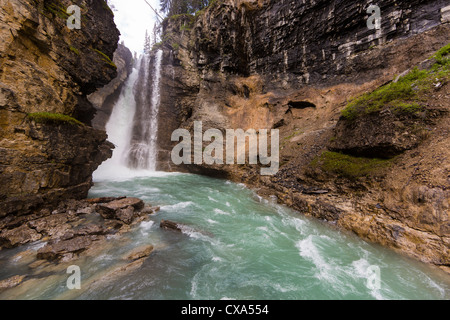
[159,0,213,16]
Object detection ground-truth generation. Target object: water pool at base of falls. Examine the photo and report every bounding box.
[1,172,447,300]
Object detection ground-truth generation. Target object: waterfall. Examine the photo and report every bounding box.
[93,50,163,180]
[128,50,163,171]
[147,50,164,170]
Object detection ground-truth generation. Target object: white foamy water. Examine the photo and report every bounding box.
[93,62,140,181]
[161,201,195,211]
[140,220,155,231]
[94,50,164,181]
[214,208,231,216]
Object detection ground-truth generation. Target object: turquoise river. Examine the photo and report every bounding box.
[0,172,449,300]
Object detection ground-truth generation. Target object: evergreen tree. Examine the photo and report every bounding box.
[160,0,210,16]
[152,22,160,47]
[143,30,151,54]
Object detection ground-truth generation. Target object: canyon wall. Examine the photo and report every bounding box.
[156,0,450,270]
[0,0,119,217]
[88,43,133,130]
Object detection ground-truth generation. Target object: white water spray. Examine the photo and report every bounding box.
[147,49,163,171]
[127,50,163,171]
[94,50,163,180]
[135,50,163,171]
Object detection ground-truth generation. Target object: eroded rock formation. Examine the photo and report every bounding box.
[0,0,120,217]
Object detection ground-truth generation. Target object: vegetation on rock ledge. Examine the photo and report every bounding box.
[312,151,391,180]
[92,48,117,68]
[341,43,450,120]
[160,0,218,17]
[27,112,84,127]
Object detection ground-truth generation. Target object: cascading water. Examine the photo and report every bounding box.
[127,50,163,171]
[147,49,163,171]
[94,50,163,180]
[93,59,140,180]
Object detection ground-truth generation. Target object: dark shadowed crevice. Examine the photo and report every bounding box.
[288,101,316,109]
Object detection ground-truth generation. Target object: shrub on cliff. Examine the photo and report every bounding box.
[341,43,450,120]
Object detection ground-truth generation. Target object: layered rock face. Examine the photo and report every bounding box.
[88,43,134,130]
[156,0,450,270]
[0,0,119,217]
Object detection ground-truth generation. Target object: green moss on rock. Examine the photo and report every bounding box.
[92,48,117,68]
[69,46,79,55]
[313,151,391,180]
[341,43,450,120]
[27,112,84,127]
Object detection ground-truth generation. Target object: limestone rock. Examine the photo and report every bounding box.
[27,214,70,238]
[60,224,109,241]
[96,204,117,220]
[86,197,126,204]
[0,225,42,248]
[96,197,144,224]
[0,275,26,290]
[329,110,427,158]
[36,235,102,261]
[140,205,161,215]
[0,0,120,217]
[106,198,145,211]
[123,245,154,261]
[160,220,183,233]
[116,206,136,225]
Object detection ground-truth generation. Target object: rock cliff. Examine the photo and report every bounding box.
[155,0,450,270]
[88,43,133,130]
[0,0,119,217]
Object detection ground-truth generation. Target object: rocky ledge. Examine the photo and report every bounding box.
[0,0,120,217]
[0,197,160,262]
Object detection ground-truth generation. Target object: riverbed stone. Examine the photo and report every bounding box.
[140,205,161,215]
[0,225,42,248]
[27,214,71,239]
[160,220,183,233]
[0,275,26,290]
[96,197,144,219]
[36,235,103,261]
[60,224,108,241]
[116,206,136,225]
[106,198,145,211]
[86,196,126,204]
[96,204,117,219]
[123,245,154,261]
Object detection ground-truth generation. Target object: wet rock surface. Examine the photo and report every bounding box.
[0,194,161,298]
[122,245,154,262]
[0,197,154,262]
[0,275,26,290]
[160,220,183,233]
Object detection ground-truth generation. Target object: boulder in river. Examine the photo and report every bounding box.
[96,197,144,221]
[116,206,136,225]
[160,220,183,233]
[140,205,161,215]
